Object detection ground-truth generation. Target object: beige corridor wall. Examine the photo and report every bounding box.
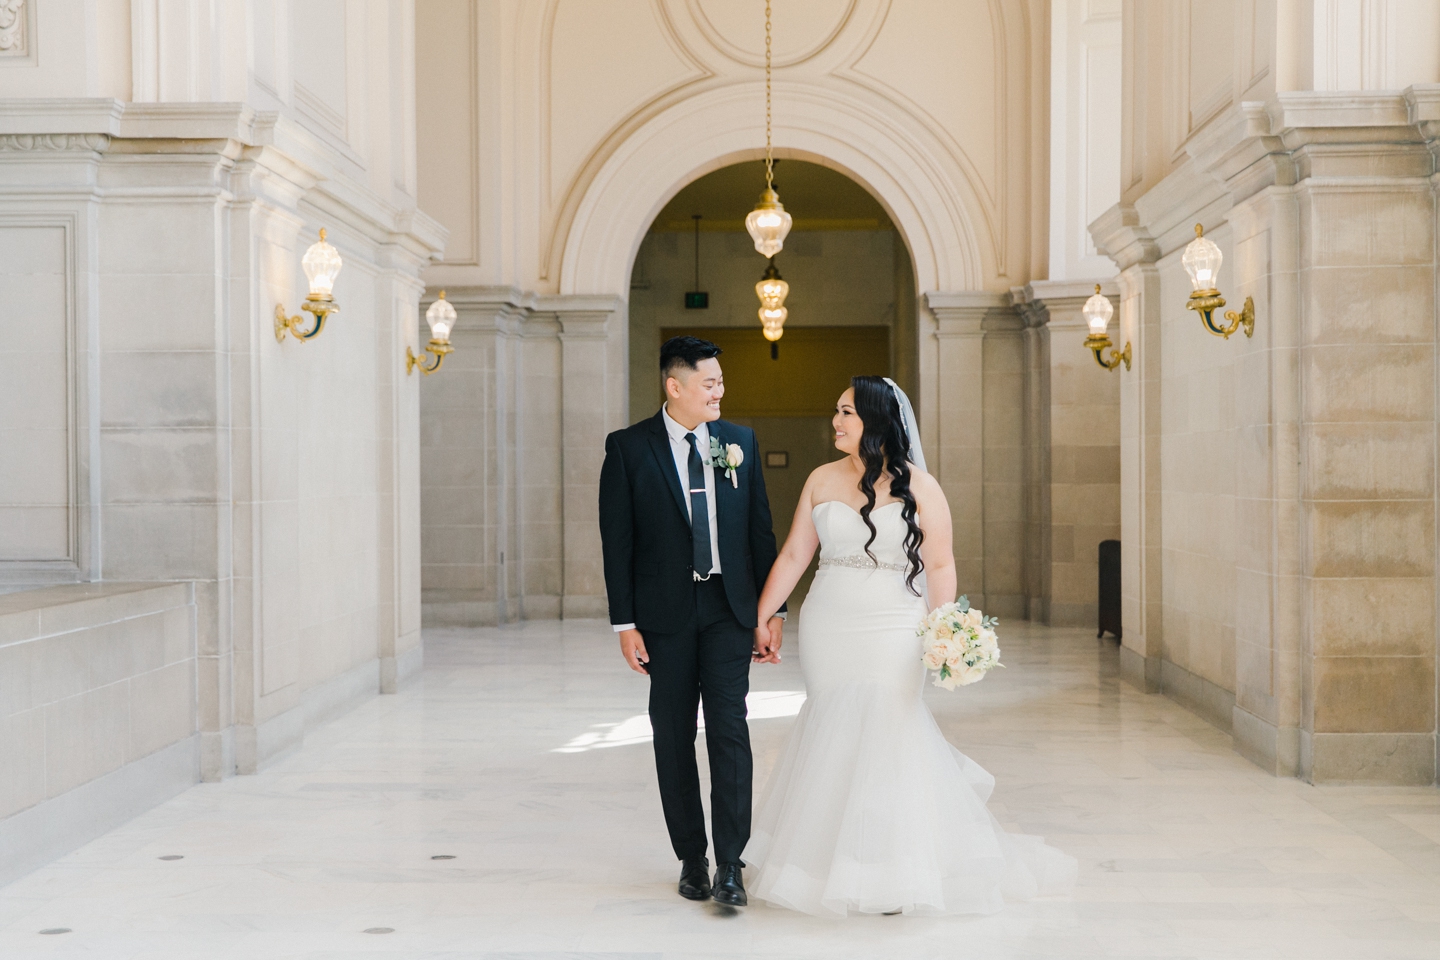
[1094,0,1440,784]
[0,0,442,784]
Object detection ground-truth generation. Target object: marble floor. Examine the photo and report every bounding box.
[1,620,1438,959]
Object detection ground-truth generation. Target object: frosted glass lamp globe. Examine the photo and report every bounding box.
[745,188,793,258]
[755,262,789,309]
[426,292,458,342]
[1181,224,1223,293]
[302,228,343,301]
[759,306,787,341]
[1082,286,1114,337]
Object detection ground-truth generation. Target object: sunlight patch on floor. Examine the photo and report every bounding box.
[553,689,807,753]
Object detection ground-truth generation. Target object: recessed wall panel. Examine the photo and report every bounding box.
[0,222,71,562]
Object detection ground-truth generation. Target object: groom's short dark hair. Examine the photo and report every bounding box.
[660,335,722,380]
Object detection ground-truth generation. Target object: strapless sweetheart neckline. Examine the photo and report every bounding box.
[811,499,904,518]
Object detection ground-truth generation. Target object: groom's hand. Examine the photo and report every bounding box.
[619,629,649,675]
[752,617,784,664]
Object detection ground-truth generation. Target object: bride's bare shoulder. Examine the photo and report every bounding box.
[801,459,849,498]
[907,464,943,497]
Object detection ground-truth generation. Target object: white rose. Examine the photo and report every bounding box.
[961,608,983,630]
[977,628,998,654]
[725,443,744,469]
[957,664,986,686]
[922,649,945,671]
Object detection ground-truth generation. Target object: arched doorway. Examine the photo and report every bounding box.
[418,83,1043,629]
[628,159,918,606]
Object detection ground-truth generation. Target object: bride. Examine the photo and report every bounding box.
[743,375,1075,917]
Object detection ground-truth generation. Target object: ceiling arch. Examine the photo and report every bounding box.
[558,79,992,298]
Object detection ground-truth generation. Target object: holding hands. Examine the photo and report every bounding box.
[752,615,784,664]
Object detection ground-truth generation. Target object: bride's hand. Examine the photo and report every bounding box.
[752,616,783,664]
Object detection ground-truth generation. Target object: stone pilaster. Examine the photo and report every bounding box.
[1011,280,1122,630]
[419,287,533,626]
[548,295,626,620]
[924,293,1018,613]
[1092,205,1163,694]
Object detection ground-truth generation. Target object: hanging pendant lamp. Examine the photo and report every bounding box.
[745,0,792,259]
[756,260,789,342]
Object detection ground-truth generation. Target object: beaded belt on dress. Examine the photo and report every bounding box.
[818,554,908,572]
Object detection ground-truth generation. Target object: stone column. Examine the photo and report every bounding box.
[1290,116,1436,783]
[1011,280,1123,629]
[419,287,533,626]
[546,295,626,620]
[1015,295,1052,623]
[924,293,1013,611]
[1091,205,1162,692]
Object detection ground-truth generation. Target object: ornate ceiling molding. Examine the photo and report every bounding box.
[0,0,26,57]
[683,0,858,68]
[0,134,110,152]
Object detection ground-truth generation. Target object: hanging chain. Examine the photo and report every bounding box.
[764,0,773,191]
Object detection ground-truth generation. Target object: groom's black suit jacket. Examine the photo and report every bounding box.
[599,411,783,633]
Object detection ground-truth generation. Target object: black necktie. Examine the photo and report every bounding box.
[684,432,713,579]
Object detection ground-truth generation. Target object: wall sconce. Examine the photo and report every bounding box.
[275,228,343,343]
[1082,285,1130,371]
[407,291,456,375]
[1182,224,1254,339]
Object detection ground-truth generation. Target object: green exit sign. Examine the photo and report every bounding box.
[685,291,709,309]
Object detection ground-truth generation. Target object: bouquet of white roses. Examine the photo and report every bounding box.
[918,596,1002,690]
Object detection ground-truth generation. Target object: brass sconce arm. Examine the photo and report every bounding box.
[1186,290,1255,339]
[274,298,339,343]
[406,340,453,375]
[1085,333,1131,371]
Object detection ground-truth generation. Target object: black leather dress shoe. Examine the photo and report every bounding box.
[678,857,711,900]
[712,862,747,906]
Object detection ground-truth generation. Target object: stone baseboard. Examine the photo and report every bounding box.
[422,600,500,627]
[380,639,424,694]
[0,735,198,889]
[1159,659,1235,734]
[562,594,609,619]
[1232,706,1301,777]
[237,657,381,774]
[1047,601,1098,629]
[522,594,562,620]
[1026,596,1049,624]
[1302,732,1437,785]
[984,593,1027,620]
[1119,645,1160,693]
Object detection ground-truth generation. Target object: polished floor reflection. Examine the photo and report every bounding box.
[2,620,1438,959]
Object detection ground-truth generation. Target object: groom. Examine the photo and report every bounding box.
[598,335,785,907]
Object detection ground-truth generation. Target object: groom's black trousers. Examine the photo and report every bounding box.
[644,574,753,865]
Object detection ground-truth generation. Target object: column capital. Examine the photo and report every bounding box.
[925,291,1011,338]
[1009,279,1119,331]
[538,294,625,341]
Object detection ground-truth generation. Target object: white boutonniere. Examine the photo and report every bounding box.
[706,437,745,488]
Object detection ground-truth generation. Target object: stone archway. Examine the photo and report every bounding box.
[419,78,1040,628]
[546,81,1007,619]
[557,81,991,299]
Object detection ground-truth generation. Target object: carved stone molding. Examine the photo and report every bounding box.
[0,134,110,152]
[0,0,26,56]
[1088,203,1159,273]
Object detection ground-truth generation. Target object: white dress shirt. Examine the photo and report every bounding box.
[612,405,723,633]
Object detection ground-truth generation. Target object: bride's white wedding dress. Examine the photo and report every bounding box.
[743,500,1076,918]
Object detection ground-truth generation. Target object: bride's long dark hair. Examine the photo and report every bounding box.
[850,375,925,596]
